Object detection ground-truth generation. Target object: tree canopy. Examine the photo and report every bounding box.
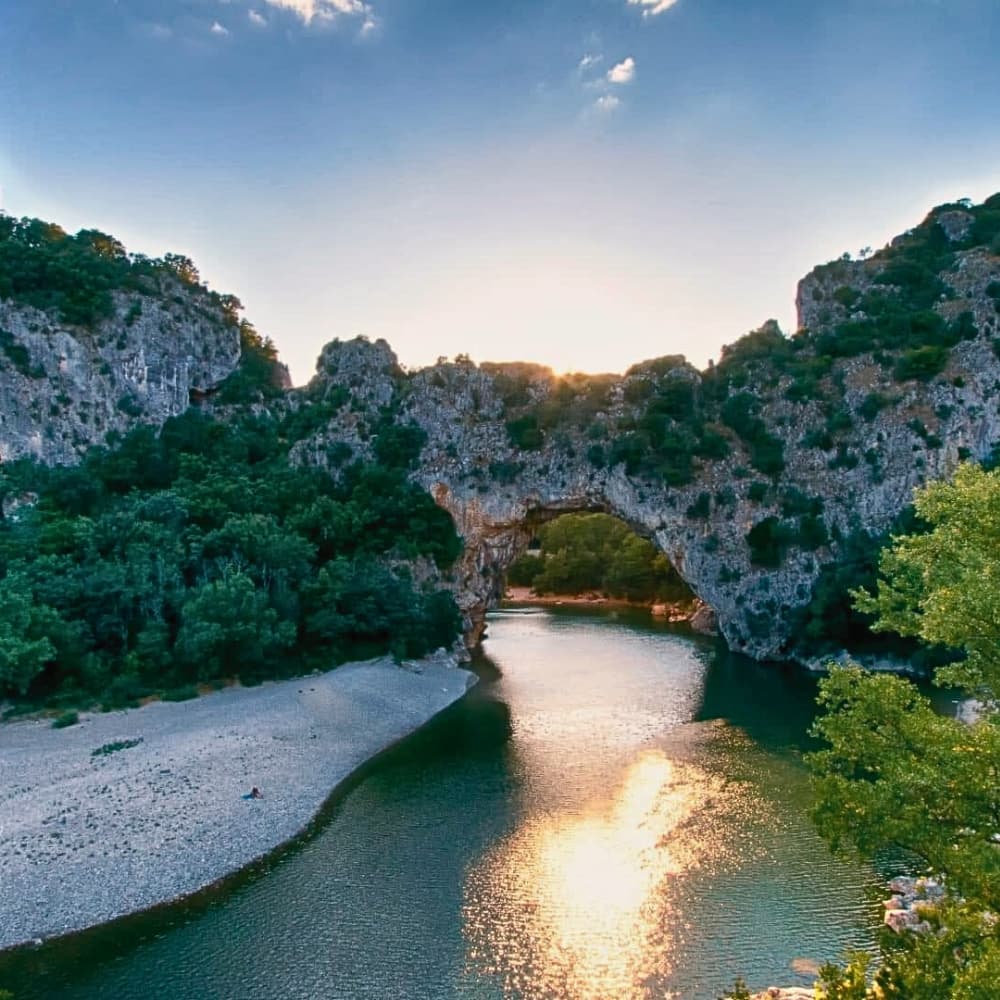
[0,214,230,328]
[803,463,1000,998]
[0,406,463,710]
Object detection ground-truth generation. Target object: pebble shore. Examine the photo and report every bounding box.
[0,654,476,952]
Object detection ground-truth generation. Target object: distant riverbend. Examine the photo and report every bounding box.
[2,606,900,999]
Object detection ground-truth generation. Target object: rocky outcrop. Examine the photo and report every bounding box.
[882,875,945,934]
[4,197,1000,664]
[0,284,240,464]
[291,199,1000,660]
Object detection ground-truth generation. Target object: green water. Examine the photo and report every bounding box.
[1,607,892,999]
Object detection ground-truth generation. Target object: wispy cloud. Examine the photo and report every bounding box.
[248,9,267,26]
[607,57,635,84]
[594,94,621,113]
[578,53,602,72]
[144,22,173,40]
[262,0,371,25]
[628,0,681,16]
[210,20,230,35]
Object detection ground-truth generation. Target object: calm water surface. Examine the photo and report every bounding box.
[3,607,891,999]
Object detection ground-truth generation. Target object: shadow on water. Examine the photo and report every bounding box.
[694,642,822,753]
[0,654,513,998]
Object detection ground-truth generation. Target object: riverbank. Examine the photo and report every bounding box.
[0,653,476,953]
[502,587,718,632]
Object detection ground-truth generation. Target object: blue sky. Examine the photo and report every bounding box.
[2,0,999,383]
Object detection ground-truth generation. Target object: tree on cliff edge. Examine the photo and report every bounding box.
[804,463,1000,998]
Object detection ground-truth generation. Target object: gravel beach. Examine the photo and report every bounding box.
[0,654,476,951]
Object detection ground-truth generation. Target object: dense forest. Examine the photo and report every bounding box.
[507,513,694,604]
[0,216,468,713]
[0,395,463,714]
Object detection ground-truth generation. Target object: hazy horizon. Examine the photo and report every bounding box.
[3,0,999,384]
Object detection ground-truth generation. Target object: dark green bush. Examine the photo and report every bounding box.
[686,493,711,519]
[91,737,143,757]
[893,345,949,382]
[746,517,792,567]
[161,685,199,702]
[217,321,285,403]
[51,710,79,729]
[506,414,544,450]
[859,392,890,421]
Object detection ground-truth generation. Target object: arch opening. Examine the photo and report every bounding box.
[504,512,697,617]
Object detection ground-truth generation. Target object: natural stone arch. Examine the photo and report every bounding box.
[425,478,732,652]
[427,487,688,644]
[4,200,999,666]
[305,219,1000,663]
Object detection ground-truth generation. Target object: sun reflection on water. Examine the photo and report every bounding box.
[463,748,746,999]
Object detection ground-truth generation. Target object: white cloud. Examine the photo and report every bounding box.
[210,20,230,35]
[263,0,370,24]
[360,14,378,35]
[607,57,635,84]
[628,0,681,16]
[578,53,602,72]
[248,9,267,26]
[594,94,621,112]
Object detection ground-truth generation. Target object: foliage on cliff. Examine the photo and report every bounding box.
[508,513,694,604]
[0,407,463,709]
[806,463,1000,996]
[0,214,238,328]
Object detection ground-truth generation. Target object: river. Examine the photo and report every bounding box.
[1,606,893,999]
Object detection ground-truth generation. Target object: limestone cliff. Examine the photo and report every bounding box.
[0,283,240,464]
[291,197,1000,660]
[4,196,1000,663]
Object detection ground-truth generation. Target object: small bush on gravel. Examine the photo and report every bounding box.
[91,737,144,757]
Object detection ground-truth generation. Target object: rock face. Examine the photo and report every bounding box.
[293,200,1000,660]
[4,198,1000,664]
[0,285,240,464]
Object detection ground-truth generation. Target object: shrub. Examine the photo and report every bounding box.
[828,445,860,470]
[686,493,711,519]
[893,345,950,382]
[746,517,792,567]
[91,737,144,757]
[506,414,544,450]
[52,710,79,729]
[161,685,199,702]
[859,392,890,421]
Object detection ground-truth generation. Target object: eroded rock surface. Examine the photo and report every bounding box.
[0,285,240,464]
[292,201,1000,660]
[5,198,1000,663]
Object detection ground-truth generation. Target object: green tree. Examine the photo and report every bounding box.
[808,462,1000,995]
[507,513,692,604]
[0,574,56,695]
[853,463,1000,701]
[176,572,295,681]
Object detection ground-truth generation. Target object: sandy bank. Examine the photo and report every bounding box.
[0,654,475,952]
